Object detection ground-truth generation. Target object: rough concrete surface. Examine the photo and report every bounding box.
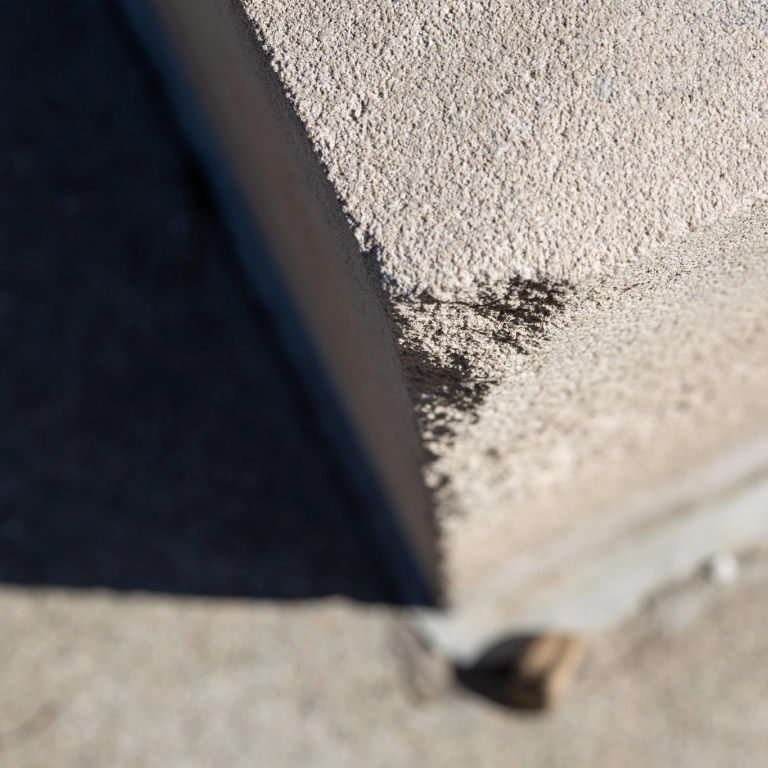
[244,0,768,593]
[246,0,768,293]
[3,1,768,764]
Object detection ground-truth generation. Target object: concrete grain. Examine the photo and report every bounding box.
[245,0,768,295]
[243,0,768,594]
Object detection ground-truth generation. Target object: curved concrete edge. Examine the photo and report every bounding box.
[412,434,768,664]
[108,0,439,605]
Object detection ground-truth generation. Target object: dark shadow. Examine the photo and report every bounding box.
[0,0,394,603]
[454,636,540,711]
[455,666,513,708]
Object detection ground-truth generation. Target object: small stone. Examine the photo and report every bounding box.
[705,552,740,585]
[505,634,586,710]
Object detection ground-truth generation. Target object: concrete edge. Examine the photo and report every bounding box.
[107,0,438,605]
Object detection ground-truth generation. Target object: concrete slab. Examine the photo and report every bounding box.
[4,561,768,767]
[242,0,768,597]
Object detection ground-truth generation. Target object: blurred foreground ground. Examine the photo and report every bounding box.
[1,0,767,765]
[3,561,768,768]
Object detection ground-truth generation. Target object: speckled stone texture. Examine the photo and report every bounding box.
[242,0,768,594]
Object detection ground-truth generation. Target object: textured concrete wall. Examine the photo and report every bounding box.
[242,0,768,596]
